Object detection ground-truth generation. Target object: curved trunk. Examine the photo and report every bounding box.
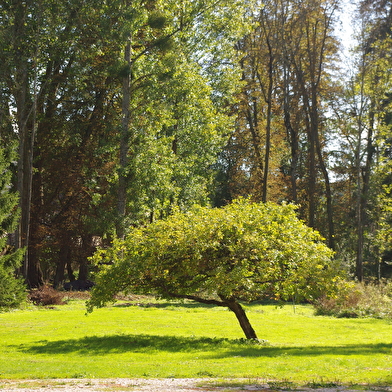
[168,292,258,340]
[224,297,258,340]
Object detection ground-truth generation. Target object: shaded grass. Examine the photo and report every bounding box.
[0,299,392,385]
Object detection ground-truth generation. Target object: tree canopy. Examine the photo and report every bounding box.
[87,199,339,339]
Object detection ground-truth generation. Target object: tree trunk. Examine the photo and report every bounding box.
[308,103,317,229]
[316,133,335,250]
[54,243,71,288]
[356,103,375,281]
[25,189,44,288]
[117,40,132,239]
[224,297,258,340]
[79,262,89,282]
[246,93,264,197]
[12,0,43,287]
[54,258,66,289]
[283,61,299,204]
[67,259,75,282]
[258,17,274,203]
[170,293,258,340]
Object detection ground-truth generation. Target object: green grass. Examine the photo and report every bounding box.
[1,298,392,386]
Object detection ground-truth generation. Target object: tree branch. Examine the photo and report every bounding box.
[166,292,228,307]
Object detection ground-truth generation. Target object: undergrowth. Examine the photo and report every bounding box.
[314,281,392,318]
[29,285,65,306]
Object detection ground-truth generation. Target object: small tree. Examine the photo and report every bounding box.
[0,145,26,309]
[87,199,338,339]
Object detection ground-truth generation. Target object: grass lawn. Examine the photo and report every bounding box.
[0,297,391,386]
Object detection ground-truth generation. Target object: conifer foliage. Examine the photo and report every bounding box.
[0,146,26,308]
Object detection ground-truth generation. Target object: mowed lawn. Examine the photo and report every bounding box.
[0,298,391,385]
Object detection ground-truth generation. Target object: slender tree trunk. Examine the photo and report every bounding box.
[27,176,44,288]
[78,234,93,281]
[260,54,273,203]
[353,50,367,282]
[257,16,274,203]
[294,64,316,228]
[356,103,375,281]
[354,93,365,282]
[12,0,43,287]
[25,65,40,287]
[356,141,364,282]
[117,40,132,239]
[241,57,264,198]
[54,256,67,289]
[67,259,75,282]
[15,67,39,285]
[308,96,317,229]
[54,241,71,288]
[284,109,299,203]
[313,92,334,249]
[315,128,335,249]
[245,91,264,197]
[282,61,299,204]
[247,100,264,177]
[14,51,30,278]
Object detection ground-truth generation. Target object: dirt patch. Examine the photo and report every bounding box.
[0,379,391,392]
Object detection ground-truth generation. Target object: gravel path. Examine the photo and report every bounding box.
[0,379,391,392]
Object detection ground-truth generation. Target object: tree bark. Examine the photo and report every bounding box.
[117,40,132,239]
[54,243,71,289]
[168,292,258,339]
[257,13,274,203]
[261,65,272,204]
[315,130,335,250]
[282,58,299,204]
[220,296,258,339]
[356,101,375,282]
[11,0,44,287]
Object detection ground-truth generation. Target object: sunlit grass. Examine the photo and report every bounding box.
[0,298,391,386]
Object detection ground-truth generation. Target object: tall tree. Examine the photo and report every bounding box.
[0,0,47,286]
[114,0,247,234]
[0,0,248,286]
[222,0,339,248]
[330,0,392,280]
[324,0,392,280]
[284,0,339,248]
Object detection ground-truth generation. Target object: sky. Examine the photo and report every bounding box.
[337,0,357,59]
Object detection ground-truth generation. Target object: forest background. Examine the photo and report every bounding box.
[0,0,391,292]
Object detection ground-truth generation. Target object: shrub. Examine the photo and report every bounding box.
[0,145,27,310]
[29,285,65,306]
[314,281,392,318]
[0,264,27,309]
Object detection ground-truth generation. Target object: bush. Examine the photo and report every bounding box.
[0,265,27,309]
[29,285,65,306]
[0,145,27,310]
[314,281,392,318]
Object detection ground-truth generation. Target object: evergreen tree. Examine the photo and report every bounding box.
[0,144,26,308]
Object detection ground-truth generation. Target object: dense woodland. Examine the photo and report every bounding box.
[0,0,391,291]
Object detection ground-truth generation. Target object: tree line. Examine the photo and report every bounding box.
[0,0,391,294]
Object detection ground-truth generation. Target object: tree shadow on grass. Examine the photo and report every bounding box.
[114,301,216,309]
[14,334,392,358]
